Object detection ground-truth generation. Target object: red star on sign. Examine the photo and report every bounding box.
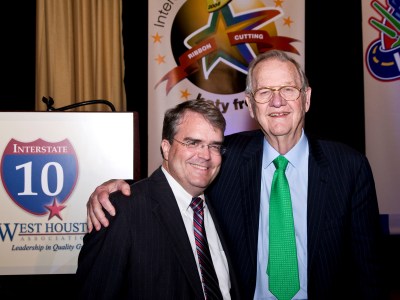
[45,198,66,220]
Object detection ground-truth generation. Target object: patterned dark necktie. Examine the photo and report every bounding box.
[190,197,223,300]
[267,155,300,300]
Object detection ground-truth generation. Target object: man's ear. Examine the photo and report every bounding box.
[160,139,171,161]
[304,87,311,113]
[245,95,255,119]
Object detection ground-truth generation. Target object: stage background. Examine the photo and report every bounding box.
[0,1,399,299]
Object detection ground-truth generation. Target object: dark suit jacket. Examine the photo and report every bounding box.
[206,130,387,300]
[76,167,240,299]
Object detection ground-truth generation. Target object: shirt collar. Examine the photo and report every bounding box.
[262,129,308,169]
[161,166,205,211]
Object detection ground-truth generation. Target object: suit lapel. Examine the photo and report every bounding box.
[150,168,205,299]
[239,133,264,272]
[307,138,330,265]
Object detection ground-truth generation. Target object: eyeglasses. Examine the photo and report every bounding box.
[251,86,303,103]
[173,138,227,155]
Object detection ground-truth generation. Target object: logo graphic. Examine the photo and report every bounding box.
[366,0,400,81]
[153,0,300,95]
[1,139,78,220]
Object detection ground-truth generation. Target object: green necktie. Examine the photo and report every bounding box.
[267,155,300,300]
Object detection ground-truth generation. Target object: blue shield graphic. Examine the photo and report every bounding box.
[1,138,78,219]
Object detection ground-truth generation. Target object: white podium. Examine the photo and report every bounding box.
[0,112,136,274]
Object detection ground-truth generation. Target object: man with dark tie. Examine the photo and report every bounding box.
[75,99,240,299]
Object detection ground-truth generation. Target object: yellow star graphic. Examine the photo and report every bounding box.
[152,32,162,43]
[180,89,191,100]
[155,55,166,64]
[185,7,282,78]
[274,0,284,7]
[283,16,294,27]
[208,12,247,65]
[187,12,247,66]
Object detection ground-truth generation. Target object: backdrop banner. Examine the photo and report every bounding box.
[0,112,134,274]
[362,0,400,233]
[148,0,305,173]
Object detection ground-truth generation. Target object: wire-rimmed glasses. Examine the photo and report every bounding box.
[251,86,303,104]
[173,138,227,155]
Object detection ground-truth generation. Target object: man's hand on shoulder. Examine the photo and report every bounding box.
[87,179,131,232]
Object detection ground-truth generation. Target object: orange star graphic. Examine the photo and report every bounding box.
[155,55,166,64]
[152,32,162,43]
[180,89,191,100]
[45,198,66,220]
[283,16,294,27]
[274,0,284,7]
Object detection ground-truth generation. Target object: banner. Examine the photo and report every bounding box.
[362,0,400,233]
[0,112,134,274]
[148,0,305,173]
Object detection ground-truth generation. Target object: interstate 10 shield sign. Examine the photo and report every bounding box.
[0,111,134,275]
[1,138,78,220]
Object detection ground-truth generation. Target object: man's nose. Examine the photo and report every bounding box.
[269,91,287,107]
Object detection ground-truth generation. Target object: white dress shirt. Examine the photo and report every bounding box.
[162,167,231,300]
